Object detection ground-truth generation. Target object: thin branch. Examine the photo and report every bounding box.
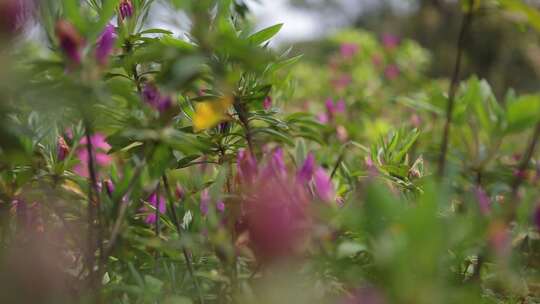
[437,0,475,177]
[509,122,540,205]
[83,121,103,298]
[162,174,205,304]
[103,162,145,258]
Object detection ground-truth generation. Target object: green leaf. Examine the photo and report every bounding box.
[247,23,283,45]
[505,95,540,134]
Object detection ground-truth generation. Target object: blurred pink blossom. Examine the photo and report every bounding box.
[340,43,359,59]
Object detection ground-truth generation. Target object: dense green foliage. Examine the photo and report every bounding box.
[0,0,539,303]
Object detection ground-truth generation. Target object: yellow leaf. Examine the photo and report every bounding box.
[193,96,233,132]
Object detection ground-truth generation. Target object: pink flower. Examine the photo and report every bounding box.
[382,33,399,50]
[340,43,359,59]
[95,24,116,66]
[144,192,166,224]
[237,149,258,184]
[317,112,329,124]
[297,152,315,184]
[474,187,491,216]
[55,20,84,66]
[216,201,225,213]
[245,167,310,262]
[263,96,272,110]
[314,167,335,203]
[73,133,112,178]
[104,179,115,197]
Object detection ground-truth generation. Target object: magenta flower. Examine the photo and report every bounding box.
[263,96,272,110]
[474,186,491,216]
[314,167,335,202]
[200,189,210,216]
[297,152,315,184]
[384,64,399,80]
[57,136,69,161]
[269,147,287,177]
[104,179,115,197]
[245,167,310,262]
[175,183,185,200]
[119,0,133,20]
[144,192,166,224]
[382,33,399,49]
[73,133,112,178]
[142,83,173,112]
[317,112,329,124]
[216,200,225,213]
[95,24,116,66]
[340,43,359,59]
[55,20,84,66]
[237,149,258,184]
[324,98,346,122]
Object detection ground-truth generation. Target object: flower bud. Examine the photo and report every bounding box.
[314,167,336,203]
[95,24,116,66]
[263,96,272,110]
[57,136,69,161]
[55,20,84,66]
[119,0,133,20]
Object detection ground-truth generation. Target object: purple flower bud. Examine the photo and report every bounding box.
[216,200,225,213]
[142,83,173,112]
[317,112,329,124]
[270,147,287,177]
[340,43,359,59]
[57,136,69,161]
[175,183,185,200]
[314,167,335,202]
[325,98,335,116]
[145,192,166,224]
[297,152,315,184]
[95,24,116,66]
[237,149,258,184]
[119,0,133,20]
[474,186,491,216]
[55,20,84,66]
[104,179,115,197]
[157,96,172,112]
[263,96,272,110]
[200,189,210,216]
